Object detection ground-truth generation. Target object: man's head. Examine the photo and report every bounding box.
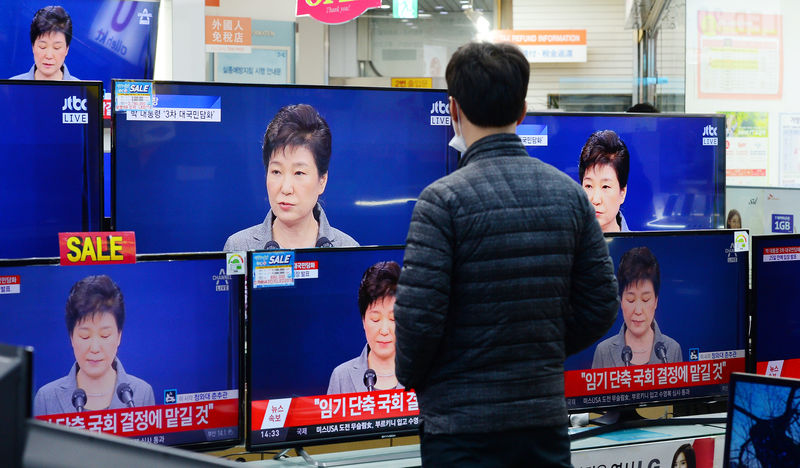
[445,42,529,128]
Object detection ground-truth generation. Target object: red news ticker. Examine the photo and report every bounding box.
[37,398,238,437]
[757,358,800,378]
[295,261,318,270]
[564,357,744,397]
[0,275,20,285]
[251,389,419,431]
[763,246,800,255]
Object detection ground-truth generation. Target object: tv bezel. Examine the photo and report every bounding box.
[0,252,245,452]
[244,245,419,452]
[564,229,749,414]
[109,79,458,234]
[0,79,105,252]
[750,233,800,375]
[522,111,727,230]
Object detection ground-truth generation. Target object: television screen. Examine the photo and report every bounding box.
[246,246,419,451]
[0,253,243,450]
[1,1,159,90]
[0,343,32,467]
[112,81,455,253]
[0,80,103,259]
[564,230,747,412]
[724,372,800,468]
[752,234,800,378]
[517,112,726,231]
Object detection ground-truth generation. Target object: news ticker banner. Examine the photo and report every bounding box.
[296,0,381,25]
[761,245,800,262]
[490,30,587,63]
[565,354,745,409]
[58,232,136,266]
[758,358,800,378]
[250,389,419,444]
[37,395,238,444]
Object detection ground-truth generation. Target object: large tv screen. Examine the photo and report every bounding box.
[0,253,243,450]
[246,246,419,451]
[517,112,726,231]
[0,80,103,259]
[752,234,800,378]
[564,230,747,412]
[1,1,158,90]
[112,81,456,254]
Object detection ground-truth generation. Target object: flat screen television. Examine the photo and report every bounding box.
[112,81,456,253]
[752,234,800,378]
[565,230,748,416]
[0,253,243,450]
[517,112,726,231]
[1,1,159,90]
[724,372,800,468]
[0,80,103,259]
[246,246,420,452]
[0,343,33,468]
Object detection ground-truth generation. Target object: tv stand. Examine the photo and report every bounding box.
[272,445,420,467]
[569,408,726,441]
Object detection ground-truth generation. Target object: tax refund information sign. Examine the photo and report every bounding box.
[296,0,381,24]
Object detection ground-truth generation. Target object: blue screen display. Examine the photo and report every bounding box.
[247,247,416,449]
[725,374,800,468]
[0,254,242,449]
[1,1,158,90]
[518,113,726,231]
[565,230,748,411]
[113,82,456,254]
[0,80,103,259]
[752,234,800,376]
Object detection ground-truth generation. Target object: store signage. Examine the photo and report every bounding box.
[296,0,381,25]
[58,232,136,266]
[491,29,587,63]
[205,15,252,53]
[390,77,432,88]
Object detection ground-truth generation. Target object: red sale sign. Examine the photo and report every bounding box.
[296,0,381,24]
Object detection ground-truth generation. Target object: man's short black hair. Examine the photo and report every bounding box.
[30,5,73,47]
[445,42,530,127]
[262,104,331,176]
[65,275,125,336]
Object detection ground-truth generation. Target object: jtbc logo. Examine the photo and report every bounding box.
[62,96,87,111]
[430,100,450,115]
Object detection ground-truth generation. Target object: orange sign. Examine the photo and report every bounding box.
[58,232,136,266]
[205,16,252,53]
[390,77,433,88]
[491,29,587,63]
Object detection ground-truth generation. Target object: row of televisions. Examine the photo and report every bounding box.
[2,229,800,455]
[0,79,726,259]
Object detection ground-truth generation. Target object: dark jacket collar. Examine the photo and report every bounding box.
[458,133,527,169]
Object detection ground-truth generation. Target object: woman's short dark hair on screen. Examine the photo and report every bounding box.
[671,443,696,468]
[445,42,529,127]
[262,104,332,176]
[30,5,73,46]
[358,261,400,318]
[65,275,125,336]
[617,246,660,297]
[578,130,630,189]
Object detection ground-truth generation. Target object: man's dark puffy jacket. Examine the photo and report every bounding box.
[395,133,619,434]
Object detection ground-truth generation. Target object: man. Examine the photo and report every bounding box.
[394,42,620,467]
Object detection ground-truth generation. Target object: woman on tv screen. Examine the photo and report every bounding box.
[33,275,154,415]
[224,104,358,250]
[328,261,404,394]
[579,129,630,232]
[592,246,682,368]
